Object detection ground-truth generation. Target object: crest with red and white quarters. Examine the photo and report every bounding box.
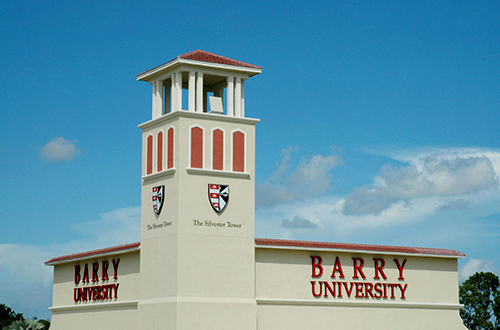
[152,186,164,214]
[208,184,229,213]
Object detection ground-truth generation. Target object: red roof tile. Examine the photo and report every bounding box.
[255,238,465,257]
[45,242,140,265]
[136,50,261,78]
[45,238,464,265]
[178,50,261,69]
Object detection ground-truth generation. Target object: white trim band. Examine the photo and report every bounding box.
[50,300,139,312]
[256,298,463,310]
[186,167,250,178]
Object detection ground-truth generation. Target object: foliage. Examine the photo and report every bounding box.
[3,319,45,330]
[0,305,49,330]
[0,305,23,330]
[460,272,500,330]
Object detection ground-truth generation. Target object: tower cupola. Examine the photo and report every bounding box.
[136,50,262,119]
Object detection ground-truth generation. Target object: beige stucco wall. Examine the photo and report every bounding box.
[137,111,258,330]
[49,250,140,330]
[255,247,467,329]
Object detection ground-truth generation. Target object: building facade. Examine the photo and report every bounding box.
[46,50,467,329]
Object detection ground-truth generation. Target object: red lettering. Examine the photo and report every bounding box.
[311,281,322,297]
[383,283,388,298]
[92,262,99,282]
[374,283,383,298]
[331,257,345,278]
[112,259,120,280]
[399,284,408,299]
[311,256,323,277]
[373,258,387,279]
[355,282,364,297]
[394,259,407,280]
[78,288,85,301]
[343,282,355,297]
[388,283,397,298]
[82,264,89,283]
[365,283,374,298]
[114,284,119,298]
[337,282,344,297]
[74,288,79,302]
[102,260,109,281]
[324,282,335,297]
[352,258,366,279]
[101,285,107,299]
[74,265,81,284]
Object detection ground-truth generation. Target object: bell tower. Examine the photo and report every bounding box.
[136,50,261,330]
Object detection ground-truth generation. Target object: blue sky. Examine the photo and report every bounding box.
[1,0,500,320]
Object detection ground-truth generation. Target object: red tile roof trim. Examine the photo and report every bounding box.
[255,238,465,257]
[178,50,262,69]
[45,242,140,265]
[45,238,464,265]
[136,50,261,78]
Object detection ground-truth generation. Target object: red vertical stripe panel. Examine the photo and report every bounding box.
[167,128,174,169]
[157,131,163,172]
[147,135,153,175]
[191,127,203,168]
[233,131,245,172]
[213,129,224,170]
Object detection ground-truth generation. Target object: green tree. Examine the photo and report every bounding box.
[0,304,23,329]
[460,272,500,330]
[3,319,44,330]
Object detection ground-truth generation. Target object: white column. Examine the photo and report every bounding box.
[203,86,208,112]
[234,77,241,117]
[151,81,156,119]
[164,81,171,114]
[175,71,182,111]
[152,80,163,119]
[196,72,204,112]
[157,80,163,117]
[241,79,245,117]
[171,73,177,112]
[227,76,234,116]
[188,71,196,112]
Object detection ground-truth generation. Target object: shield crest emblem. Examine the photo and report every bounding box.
[208,184,229,213]
[152,186,164,214]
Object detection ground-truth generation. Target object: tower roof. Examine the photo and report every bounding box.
[136,50,261,81]
[178,50,261,69]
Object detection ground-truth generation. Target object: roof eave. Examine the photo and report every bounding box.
[255,239,465,259]
[136,58,262,82]
[45,244,140,266]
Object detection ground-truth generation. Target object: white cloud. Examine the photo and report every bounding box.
[71,207,141,249]
[436,198,473,212]
[0,244,53,288]
[459,258,496,282]
[256,147,343,208]
[0,206,141,320]
[342,154,498,216]
[39,136,82,162]
[281,216,318,229]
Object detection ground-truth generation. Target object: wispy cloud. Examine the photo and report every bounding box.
[281,216,318,229]
[459,258,496,282]
[0,206,140,319]
[436,198,473,212]
[39,136,82,162]
[342,154,498,216]
[256,146,343,208]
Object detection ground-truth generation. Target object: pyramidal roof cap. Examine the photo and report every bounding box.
[178,50,261,69]
[137,50,261,80]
